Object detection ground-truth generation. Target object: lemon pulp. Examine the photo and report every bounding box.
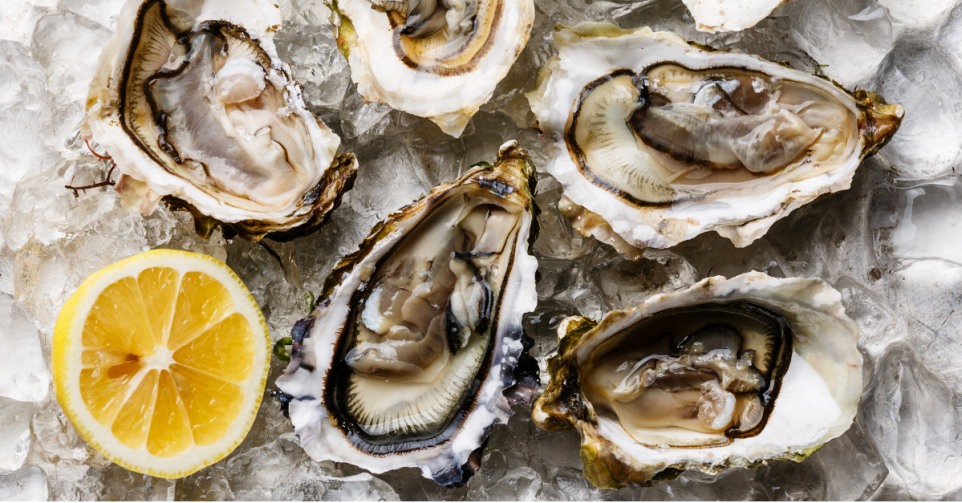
[54,250,269,478]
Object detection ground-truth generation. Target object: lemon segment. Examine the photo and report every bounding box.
[54,250,270,479]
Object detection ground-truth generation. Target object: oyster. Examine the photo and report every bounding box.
[529,24,903,252]
[329,0,534,136]
[275,141,540,486]
[682,0,797,33]
[533,272,862,488]
[85,0,358,241]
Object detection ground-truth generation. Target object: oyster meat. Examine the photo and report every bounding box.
[329,0,534,136]
[275,141,540,486]
[533,272,862,488]
[529,23,903,253]
[85,0,358,241]
[682,0,797,33]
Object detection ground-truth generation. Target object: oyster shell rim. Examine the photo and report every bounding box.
[325,0,535,137]
[529,22,904,251]
[532,272,863,489]
[274,140,541,487]
[84,0,354,242]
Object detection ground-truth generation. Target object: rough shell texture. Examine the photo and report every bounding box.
[532,272,863,489]
[528,23,903,252]
[274,141,540,487]
[84,0,357,242]
[328,0,534,137]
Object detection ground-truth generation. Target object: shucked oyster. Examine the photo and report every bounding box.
[329,0,534,136]
[533,272,862,488]
[529,24,903,254]
[275,141,539,486]
[85,0,357,241]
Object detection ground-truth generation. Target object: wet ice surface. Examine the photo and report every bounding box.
[1,0,962,500]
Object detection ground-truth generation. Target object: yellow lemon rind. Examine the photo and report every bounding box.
[53,249,271,479]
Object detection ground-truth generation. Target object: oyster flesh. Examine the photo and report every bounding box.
[85,0,358,241]
[529,23,903,252]
[533,272,862,488]
[682,0,797,33]
[329,0,534,136]
[275,141,540,486]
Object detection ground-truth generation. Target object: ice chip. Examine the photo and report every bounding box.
[0,465,48,501]
[0,398,35,474]
[0,294,49,402]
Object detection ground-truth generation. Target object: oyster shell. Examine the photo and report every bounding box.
[682,0,796,33]
[275,141,540,486]
[533,272,862,488]
[528,23,903,252]
[85,0,358,241]
[329,0,534,136]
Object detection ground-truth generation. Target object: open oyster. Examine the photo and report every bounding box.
[329,0,534,136]
[85,0,358,241]
[529,24,903,253]
[275,141,540,486]
[533,272,862,488]
[682,0,797,33]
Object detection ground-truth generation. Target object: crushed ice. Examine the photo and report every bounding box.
[1,0,962,499]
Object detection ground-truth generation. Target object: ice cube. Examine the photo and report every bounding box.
[217,433,399,500]
[0,398,35,474]
[880,260,962,393]
[836,276,906,358]
[939,2,962,69]
[874,41,962,179]
[0,294,49,402]
[347,137,437,220]
[57,0,126,32]
[31,11,111,152]
[0,0,56,45]
[318,473,398,501]
[0,465,48,501]
[871,180,962,267]
[787,0,894,87]
[274,23,351,110]
[876,0,956,35]
[806,424,889,499]
[0,41,51,218]
[340,89,394,139]
[587,247,698,311]
[860,344,962,498]
[531,180,593,261]
[478,466,542,500]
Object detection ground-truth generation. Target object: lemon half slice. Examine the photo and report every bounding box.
[53,250,270,478]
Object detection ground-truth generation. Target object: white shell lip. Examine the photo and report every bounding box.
[333,0,534,137]
[534,272,863,488]
[275,141,539,486]
[84,0,346,232]
[530,24,871,251]
[682,0,794,33]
